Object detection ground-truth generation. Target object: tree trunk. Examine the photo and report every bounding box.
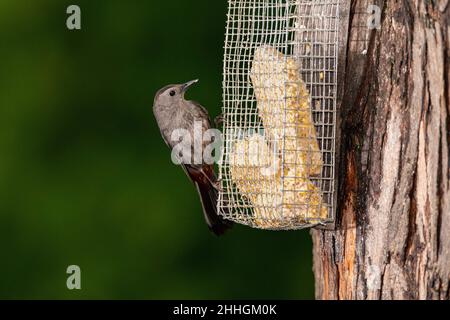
[312,0,450,300]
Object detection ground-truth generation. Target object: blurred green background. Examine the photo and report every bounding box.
[0,0,314,299]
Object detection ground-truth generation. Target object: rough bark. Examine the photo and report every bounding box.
[312,0,450,300]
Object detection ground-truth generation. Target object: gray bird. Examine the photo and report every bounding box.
[153,80,233,236]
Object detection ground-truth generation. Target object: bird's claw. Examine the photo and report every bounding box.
[213,180,224,192]
[215,114,225,128]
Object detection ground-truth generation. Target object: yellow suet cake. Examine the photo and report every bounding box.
[250,45,322,177]
[229,134,327,229]
[227,46,328,229]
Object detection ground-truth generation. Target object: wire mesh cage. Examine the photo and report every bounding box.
[218,0,340,230]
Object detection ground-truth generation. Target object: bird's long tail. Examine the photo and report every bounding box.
[195,182,233,236]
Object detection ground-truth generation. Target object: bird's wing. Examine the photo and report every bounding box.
[190,100,212,128]
[161,130,171,148]
[180,163,215,185]
[181,163,232,235]
[179,163,193,181]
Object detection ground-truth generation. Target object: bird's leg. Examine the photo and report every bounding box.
[213,177,223,192]
[214,113,226,128]
[212,181,224,192]
[199,168,223,192]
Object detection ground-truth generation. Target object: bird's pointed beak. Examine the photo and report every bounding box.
[181,79,199,93]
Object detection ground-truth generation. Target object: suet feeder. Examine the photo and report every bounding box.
[218,0,342,230]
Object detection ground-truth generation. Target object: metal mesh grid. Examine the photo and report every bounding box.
[218,0,339,230]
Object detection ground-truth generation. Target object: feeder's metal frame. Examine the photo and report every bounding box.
[317,0,350,231]
[218,0,350,231]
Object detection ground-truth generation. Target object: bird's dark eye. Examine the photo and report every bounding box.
[169,90,176,97]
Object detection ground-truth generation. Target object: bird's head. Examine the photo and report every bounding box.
[153,79,198,108]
